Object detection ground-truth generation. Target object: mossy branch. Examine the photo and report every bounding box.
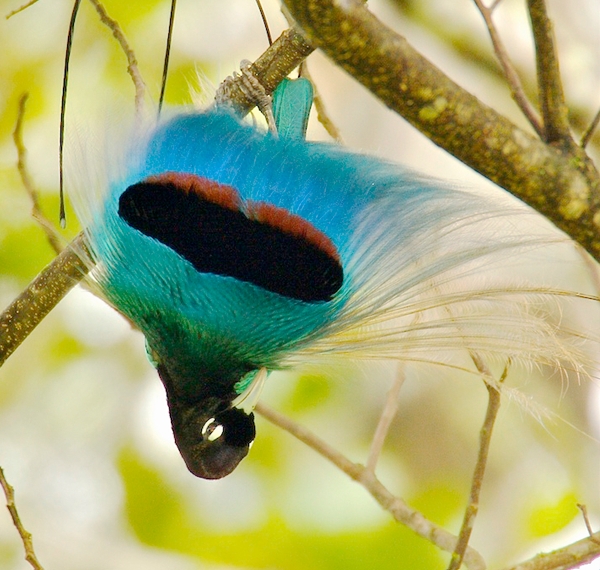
[282,0,600,262]
[0,234,91,368]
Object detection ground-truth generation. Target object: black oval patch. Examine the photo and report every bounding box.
[118,173,343,302]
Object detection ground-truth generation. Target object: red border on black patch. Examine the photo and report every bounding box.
[118,172,343,302]
[145,172,242,211]
[246,201,340,262]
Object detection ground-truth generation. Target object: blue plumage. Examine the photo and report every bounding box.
[81,105,581,478]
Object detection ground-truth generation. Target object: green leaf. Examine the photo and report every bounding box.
[527,492,578,538]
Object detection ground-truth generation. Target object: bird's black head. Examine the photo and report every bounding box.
[157,364,256,479]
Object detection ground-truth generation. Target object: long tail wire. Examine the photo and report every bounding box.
[59,0,83,228]
[158,0,177,116]
[60,0,271,224]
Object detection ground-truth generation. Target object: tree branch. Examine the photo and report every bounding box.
[448,356,507,570]
[299,61,345,143]
[282,0,600,263]
[87,0,146,114]
[214,27,314,117]
[581,106,600,149]
[577,503,595,538]
[0,233,91,367]
[0,466,44,570]
[255,402,486,570]
[13,93,63,254]
[5,0,40,19]
[365,366,404,473]
[472,0,543,137]
[526,0,572,145]
[498,531,600,570]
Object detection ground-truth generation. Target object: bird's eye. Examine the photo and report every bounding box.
[201,417,224,442]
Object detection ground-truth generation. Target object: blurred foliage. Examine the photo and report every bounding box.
[526,492,579,539]
[119,446,443,569]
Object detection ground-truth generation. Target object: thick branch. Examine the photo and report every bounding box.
[214,27,314,116]
[0,234,91,367]
[283,0,600,262]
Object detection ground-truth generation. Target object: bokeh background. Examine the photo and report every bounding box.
[0,0,599,568]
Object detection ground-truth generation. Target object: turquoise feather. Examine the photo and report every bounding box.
[272,77,314,140]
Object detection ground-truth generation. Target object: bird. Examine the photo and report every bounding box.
[72,80,589,479]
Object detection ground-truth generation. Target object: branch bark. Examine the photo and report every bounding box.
[214,27,314,116]
[0,234,91,367]
[282,0,600,262]
[0,466,44,570]
[498,531,600,570]
[527,0,572,145]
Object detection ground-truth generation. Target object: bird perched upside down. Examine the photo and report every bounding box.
[76,83,589,479]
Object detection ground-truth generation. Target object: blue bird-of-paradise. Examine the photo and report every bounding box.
[75,78,588,479]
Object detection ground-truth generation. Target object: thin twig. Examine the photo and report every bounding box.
[298,61,345,143]
[5,0,40,19]
[87,0,146,114]
[447,355,508,570]
[437,288,505,568]
[526,0,572,144]
[577,503,595,537]
[365,365,405,473]
[0,466,44,570]
[472,0,543,137]
[581,106,600,148]
[59,0,146,226]
[13,93,63,255]
[255,402,486,570]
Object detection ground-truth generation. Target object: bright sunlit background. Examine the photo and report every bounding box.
[0,0,599,568]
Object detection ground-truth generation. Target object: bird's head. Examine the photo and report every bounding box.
[156,363,266,479]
